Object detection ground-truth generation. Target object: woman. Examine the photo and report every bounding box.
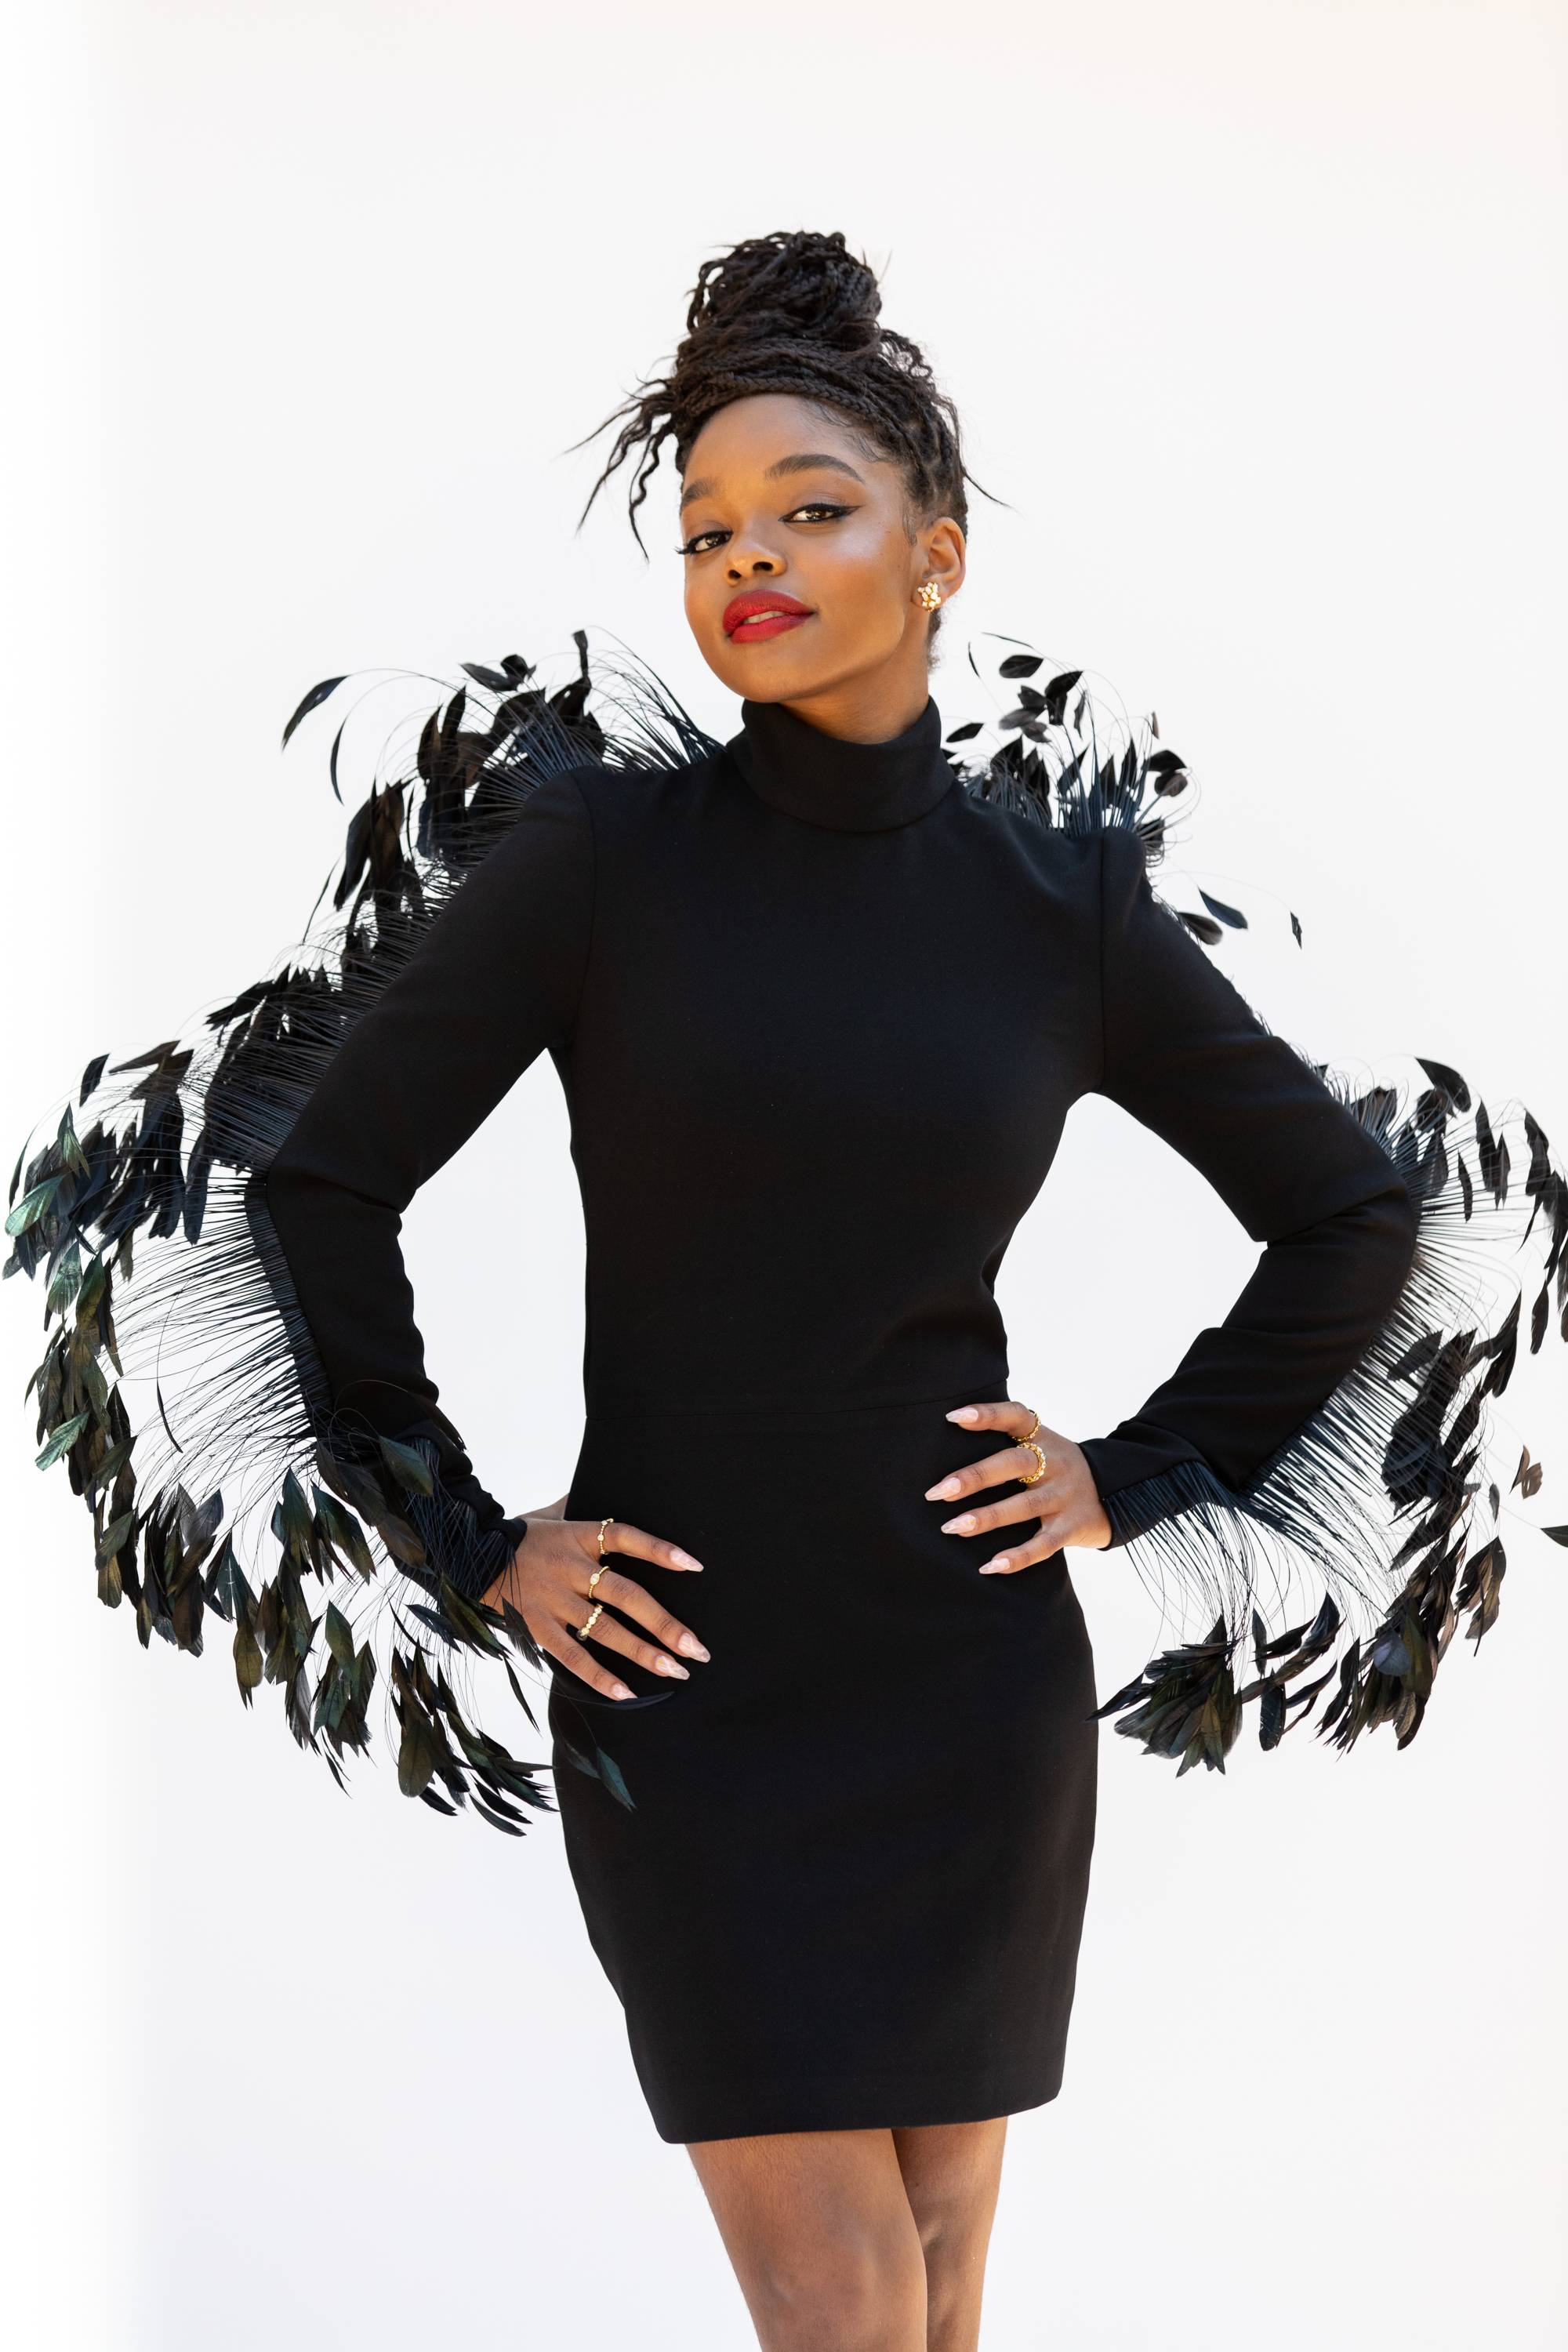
[12,230,1564,2351]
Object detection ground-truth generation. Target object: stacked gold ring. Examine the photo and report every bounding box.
[575,1515,615,1640]
[1015,1406,1047,1486]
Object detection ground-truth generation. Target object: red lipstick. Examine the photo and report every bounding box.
[722,590,815,641]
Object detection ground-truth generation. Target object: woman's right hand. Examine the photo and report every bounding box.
[478,1517,711,1700]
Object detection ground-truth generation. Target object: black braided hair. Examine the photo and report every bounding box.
[572,229,986,645]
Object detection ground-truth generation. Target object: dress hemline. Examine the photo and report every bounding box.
[644,2063,1069,2146]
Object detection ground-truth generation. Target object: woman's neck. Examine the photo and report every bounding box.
[773,652,933,746]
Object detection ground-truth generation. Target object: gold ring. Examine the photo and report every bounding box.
[1018,1406,1040,1443]
[1018,1439,1048,1486]
[576,1515,617,1636]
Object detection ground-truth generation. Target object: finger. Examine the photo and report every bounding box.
[943,1399,1041,1439]
[937,1487,1058,1537]
[924,1443,1055,1503]
[578,1564,712,1662]
[593,1517,705,1573]
[978,1521,1071,1574]
[539,1625,635,1700]
[576,1612,695,1680]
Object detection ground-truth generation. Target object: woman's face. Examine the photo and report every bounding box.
[677,392,965,730]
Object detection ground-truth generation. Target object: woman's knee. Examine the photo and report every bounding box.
[748,2217,926,2350]
[897,2121,1005,2240]
[907,2175,993,2264]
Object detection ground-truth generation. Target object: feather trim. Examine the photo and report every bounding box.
[8,627,1563,1824]
[946,636,1568,1773]
[7,633,718,1827]
[1077,1065,1568,1772]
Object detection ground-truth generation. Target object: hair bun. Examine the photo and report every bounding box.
[685,228,881,355]
[575,224,978,575]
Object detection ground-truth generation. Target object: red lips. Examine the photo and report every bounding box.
[722,590,815,640]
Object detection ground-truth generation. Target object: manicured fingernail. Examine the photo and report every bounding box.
[677,1633,710,1660]
[942,1513,977,1534]
[980,1556,1011,1574]
[924,1475,962,1501]
[947,1406,979,1423]
[612,1682,633,1698]
[672,1550,703,1570]
[654,1656,690,1678]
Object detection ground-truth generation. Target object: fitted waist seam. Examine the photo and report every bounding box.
[582,1369,1014,1425]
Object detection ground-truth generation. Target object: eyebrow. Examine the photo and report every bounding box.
[678,452,867,512]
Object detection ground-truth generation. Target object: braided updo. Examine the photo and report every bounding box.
[575,229,981,644]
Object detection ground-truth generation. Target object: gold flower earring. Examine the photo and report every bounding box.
[915,581,942,612]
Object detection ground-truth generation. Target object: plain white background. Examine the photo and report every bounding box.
[4,3,1565,2346]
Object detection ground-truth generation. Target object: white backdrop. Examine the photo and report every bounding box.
[5,4,1565,2347]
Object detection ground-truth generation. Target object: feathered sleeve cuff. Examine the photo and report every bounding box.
[1076,824,1567,1770]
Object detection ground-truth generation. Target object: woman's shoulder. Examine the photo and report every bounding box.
[946,769,1111,892]
[546,735,725,800]
[934,644,1185,888]
[539,737,729,842]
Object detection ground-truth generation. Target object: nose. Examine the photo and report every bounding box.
[724,530,785,583]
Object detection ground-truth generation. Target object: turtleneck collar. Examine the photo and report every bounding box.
[724,694,955,833]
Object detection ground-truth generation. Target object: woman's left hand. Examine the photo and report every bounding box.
[924,1399,1112,1570]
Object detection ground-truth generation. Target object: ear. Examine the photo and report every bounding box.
[918,515,967,604]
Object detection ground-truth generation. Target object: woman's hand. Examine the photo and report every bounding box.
[479,1517,712,1699]
[924,1399,1112,1570]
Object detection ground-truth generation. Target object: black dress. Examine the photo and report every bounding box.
[15,643,1558,2150]
[256,690,1418,2143]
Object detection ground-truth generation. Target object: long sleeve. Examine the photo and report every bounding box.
[1077,825,1421,1545]
[261,767,596,1598]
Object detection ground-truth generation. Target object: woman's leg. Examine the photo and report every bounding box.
[685,2126,929,2351]
[891,2118,1009,2352]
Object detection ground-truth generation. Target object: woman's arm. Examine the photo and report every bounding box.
[1077,825,1421,1543]
[261,768,595,1595]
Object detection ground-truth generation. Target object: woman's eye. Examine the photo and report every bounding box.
[675,503,855,557]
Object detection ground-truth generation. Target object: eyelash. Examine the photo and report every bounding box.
[675,502,855,558]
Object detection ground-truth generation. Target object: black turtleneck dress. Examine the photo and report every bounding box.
[263,692,1419,2145]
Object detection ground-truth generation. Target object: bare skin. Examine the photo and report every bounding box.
[675,389,964,739]
[931,1397,1112,1570]
[477,1501,709,1699]
[686,2118,1010,2352]
[479,391,1112,2345]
